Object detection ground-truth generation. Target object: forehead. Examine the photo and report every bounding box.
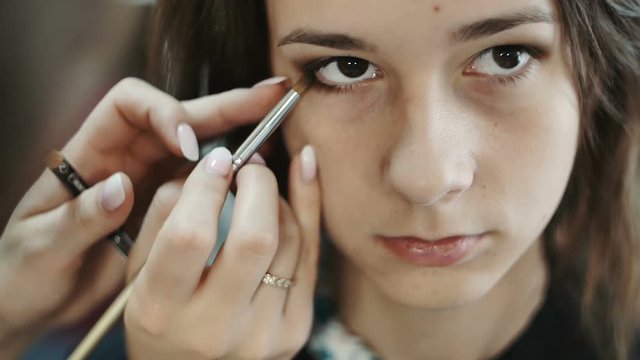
[266,0,557,48]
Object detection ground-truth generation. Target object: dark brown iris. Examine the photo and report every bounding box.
[336,57,369,78]
[492,46,522,69]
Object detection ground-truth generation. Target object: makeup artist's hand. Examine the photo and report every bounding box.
[0,77,287,356]
[124,145,321,360]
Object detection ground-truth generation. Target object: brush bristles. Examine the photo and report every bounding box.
[292,76,313,94]
[46,150,65,169]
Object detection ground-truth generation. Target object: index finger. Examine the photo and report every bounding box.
[181,82,288,137]
[14,79,287,218]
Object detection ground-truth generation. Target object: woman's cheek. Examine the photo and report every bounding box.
[282,86,388,152]
[458,79,539,117]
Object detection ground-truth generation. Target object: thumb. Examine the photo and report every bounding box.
[30,172,134,258]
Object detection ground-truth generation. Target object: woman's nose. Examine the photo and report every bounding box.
[387,93,475,207]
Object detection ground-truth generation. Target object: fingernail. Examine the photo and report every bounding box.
[300,145,317,182]
[248,152,266,165]
[101,173,126,211]
[205,147,232,176]
[177,123,199,161]
[252,76,288,88]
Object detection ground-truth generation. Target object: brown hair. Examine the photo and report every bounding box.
[547,2,640,359]
[147,1,640,358]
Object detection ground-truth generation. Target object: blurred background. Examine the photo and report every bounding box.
[0,0,154,227]
[0,1,156,357]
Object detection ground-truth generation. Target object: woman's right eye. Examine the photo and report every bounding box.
[313,57,379,89]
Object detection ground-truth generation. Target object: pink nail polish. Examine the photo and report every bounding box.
[101,173,126,211]
[248,152,266,165]
[177,123,199,161]
[205,147,232,176]
[300,145,317,182]
[252,76,288,88]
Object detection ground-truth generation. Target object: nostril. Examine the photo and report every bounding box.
[411,172,474,207]
[413,188,462,207]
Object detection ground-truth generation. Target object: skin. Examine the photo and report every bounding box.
[0,79,297,358]
[1,0,581,358]
[268,0,579,358]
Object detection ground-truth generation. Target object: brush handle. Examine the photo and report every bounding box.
[231,89,301,173]
[67,279,135,360]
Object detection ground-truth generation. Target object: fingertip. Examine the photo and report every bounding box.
[252,76,288,88]
[100,173,126,211]
[203,146,233,177]
[288,146,321,235]
[177,123,200,162]
[249,81,289,107]
[99,172,134,212]
[289,145,320,194]
[299,145,317,183]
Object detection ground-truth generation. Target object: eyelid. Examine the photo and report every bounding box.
[462,45,546,81]
[302,57,337,74]
[303,56,382,93]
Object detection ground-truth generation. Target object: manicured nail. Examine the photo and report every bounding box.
[101,173,126,211]
[205,147,232,176]
[177,123,199,161]
[253,76,288,88]
[300,145,317,182]
[248,152,266,165]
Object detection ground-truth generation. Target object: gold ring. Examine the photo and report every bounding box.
[261,273,293,289]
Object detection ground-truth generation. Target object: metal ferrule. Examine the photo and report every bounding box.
[231,88,301,173]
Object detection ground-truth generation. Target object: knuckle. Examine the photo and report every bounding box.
[237,166,278,191]
[187,330,231,360]
[16,227,53,260]
[195,178,228,205]
[233,230,278,258]
[124,296,170,338]
[113,77,146,93]
[75,197,99,230]
[153,100,185,125]
[209,91,239,126]
[164,225,212,253]
[151,182,183,216]
[278,223,301,251]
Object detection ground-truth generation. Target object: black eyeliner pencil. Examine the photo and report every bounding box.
[46,150,134,257]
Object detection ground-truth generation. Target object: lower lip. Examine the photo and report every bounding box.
[379,235,482,267]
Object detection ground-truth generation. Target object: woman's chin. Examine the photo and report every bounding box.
[373,270,502,310]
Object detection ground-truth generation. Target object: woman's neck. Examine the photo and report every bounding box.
[338,240,548,360]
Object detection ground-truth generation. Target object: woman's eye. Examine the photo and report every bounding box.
[467,46,533,77]
[314,57,378,86]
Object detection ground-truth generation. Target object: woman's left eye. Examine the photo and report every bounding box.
[313,57,379,88]
[465,45,540,79]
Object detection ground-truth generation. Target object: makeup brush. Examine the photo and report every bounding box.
[231,76,313,172]
[66,76,312,360]
[67,275,137,360]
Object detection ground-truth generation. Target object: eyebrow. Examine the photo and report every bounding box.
[277,7,555,51]
[452,7,555,42]
[277,29,375,51]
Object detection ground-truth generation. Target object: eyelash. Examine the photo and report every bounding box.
[302,57,376,94]
[465,45,546,86]
[301,44,546,93]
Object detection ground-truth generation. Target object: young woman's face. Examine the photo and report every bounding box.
[267,0,579,308]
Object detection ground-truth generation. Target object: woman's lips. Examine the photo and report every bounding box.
[379,234,483,267]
